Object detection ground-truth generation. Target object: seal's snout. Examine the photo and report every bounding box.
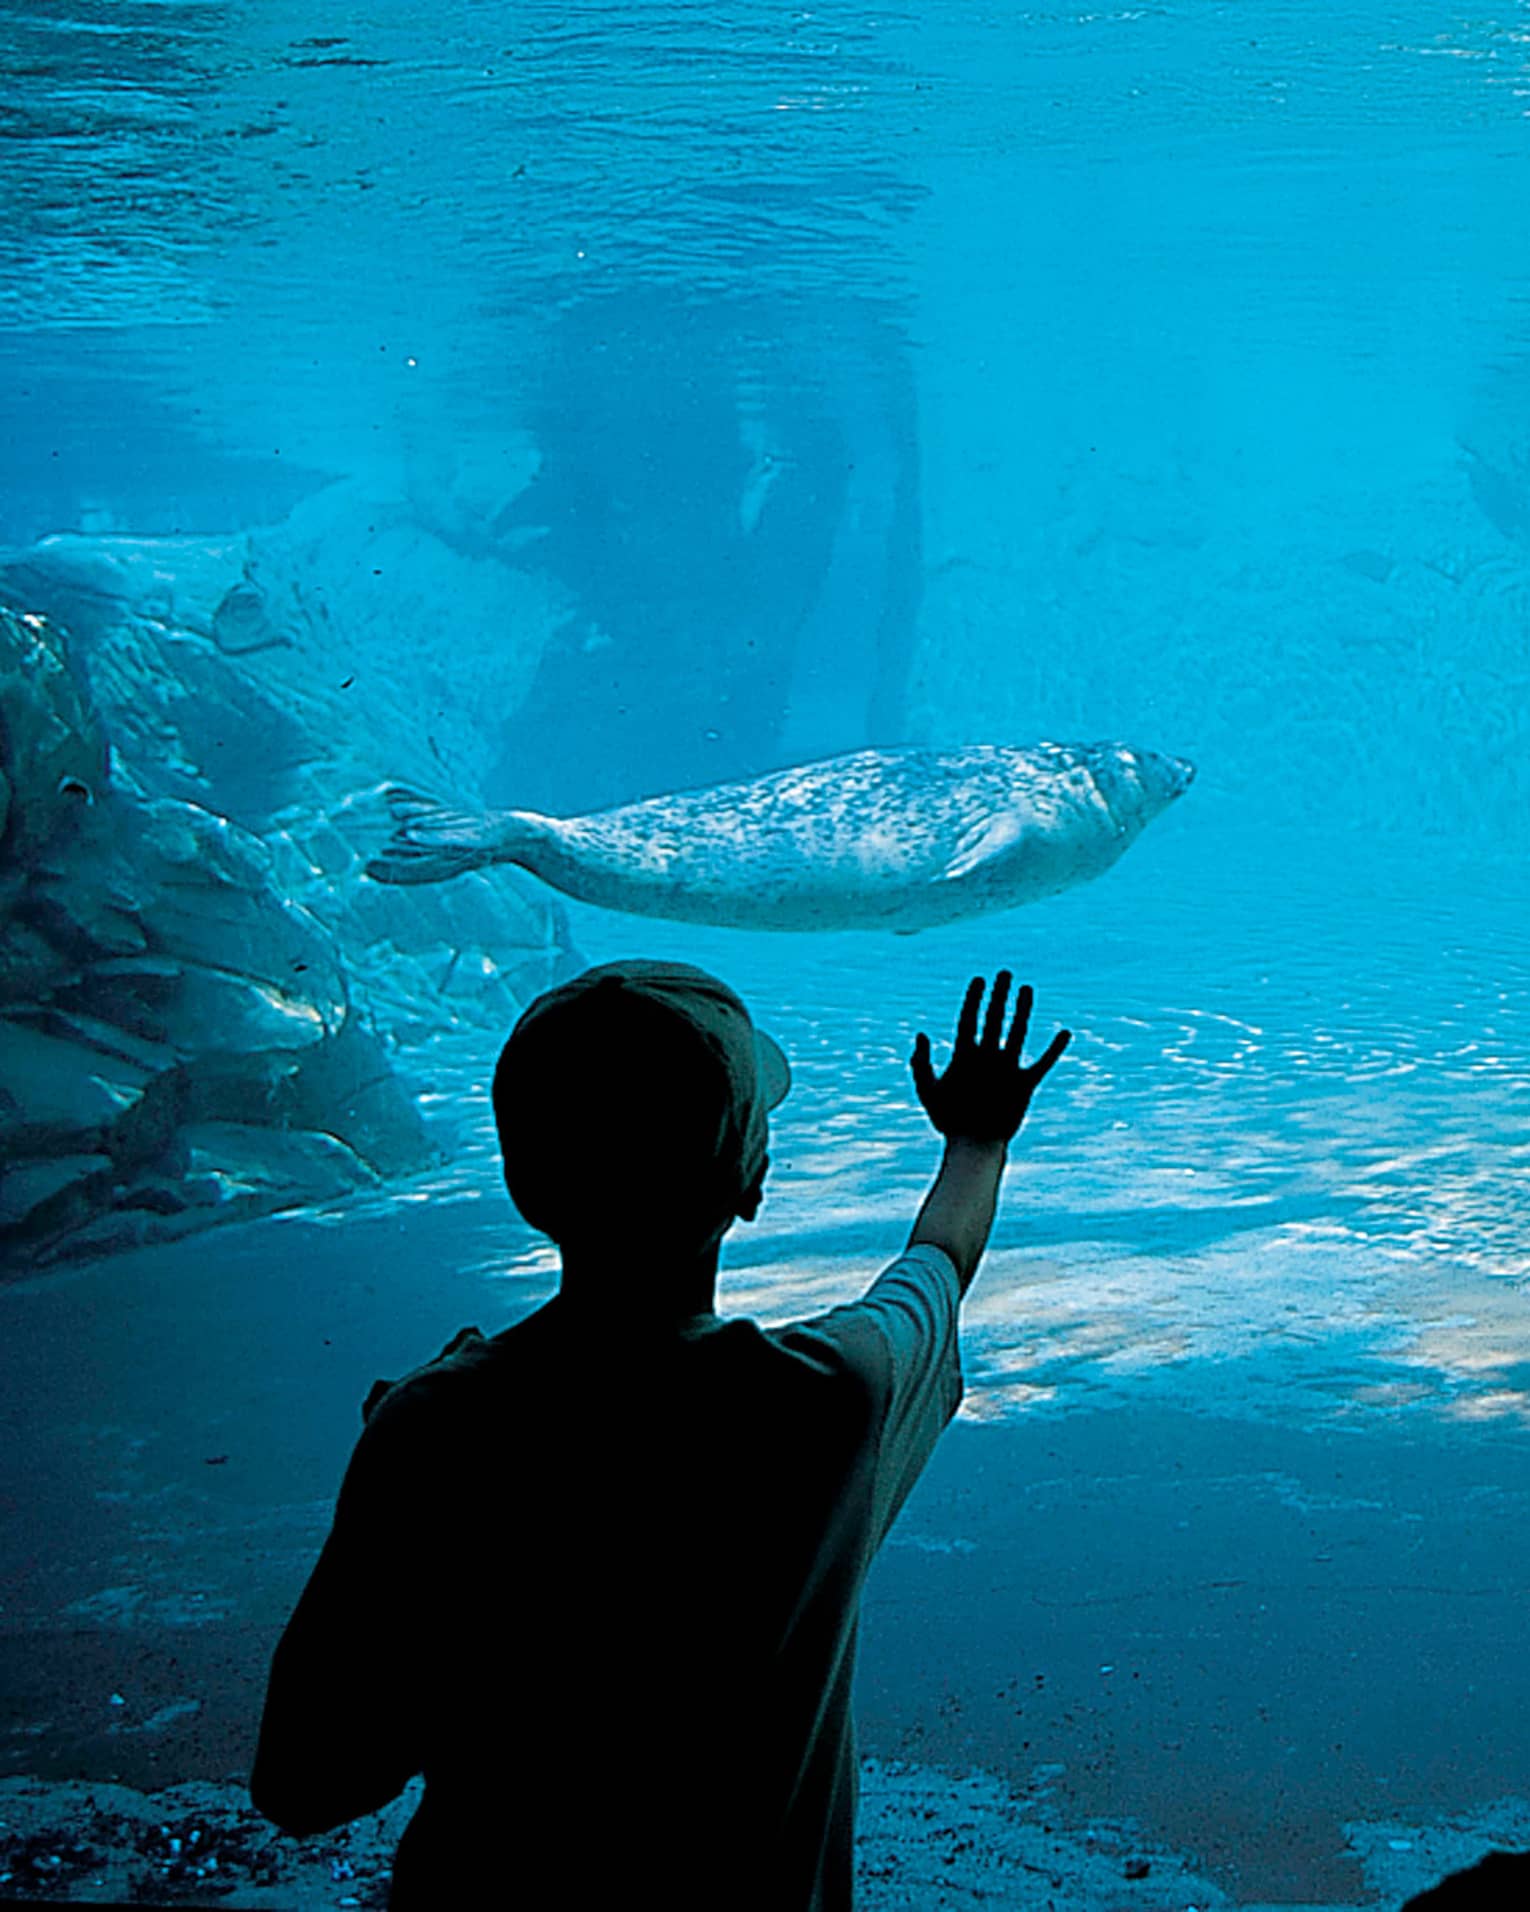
[1131,748,1196,811]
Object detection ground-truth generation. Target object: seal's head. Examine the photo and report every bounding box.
[493,958,791,1256]
[1088,745,1196,829]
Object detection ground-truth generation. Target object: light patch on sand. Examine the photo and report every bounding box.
[1344,1796,1530,1906]
[957,1380,1061,1419]
[54,1583,237,1630]
[1444,1389,1530,1425]
[398,1214,1530,1435]
[857,1762,1530,1910]
[15,1761,1514,1911]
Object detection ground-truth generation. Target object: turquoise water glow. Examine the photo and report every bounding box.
[5,3,1530,1905]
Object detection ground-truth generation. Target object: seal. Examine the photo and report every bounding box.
[365,741,1195,933]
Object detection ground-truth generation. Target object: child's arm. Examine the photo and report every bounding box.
[905,973,1069,1297]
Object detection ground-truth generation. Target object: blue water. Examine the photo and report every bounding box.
[5,2,1530,1903]
[385,835,1530,1432]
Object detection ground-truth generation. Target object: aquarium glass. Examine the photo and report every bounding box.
[3,2,1529,1905]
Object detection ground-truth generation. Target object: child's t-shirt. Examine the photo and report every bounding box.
[253,1244,963,1911]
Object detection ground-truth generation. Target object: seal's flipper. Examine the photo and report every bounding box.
[938,812,1024,883]
[366,785,510,885]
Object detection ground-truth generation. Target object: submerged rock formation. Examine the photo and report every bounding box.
[0,607,438,1262]
[0,488,580,1266]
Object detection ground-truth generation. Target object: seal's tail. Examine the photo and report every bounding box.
[366,785,509,886]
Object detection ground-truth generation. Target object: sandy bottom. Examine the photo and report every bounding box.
[6,855,1530,1907]
[5,1295,1530,1911]
[3,1763,1528,1909]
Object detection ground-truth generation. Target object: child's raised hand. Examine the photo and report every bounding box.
[910,973,1070,1146]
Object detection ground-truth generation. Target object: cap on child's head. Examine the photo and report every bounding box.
[492,959,790,1244]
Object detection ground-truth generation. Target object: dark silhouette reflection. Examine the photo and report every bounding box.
[252,960,1067,1908]
[485,291,920,814]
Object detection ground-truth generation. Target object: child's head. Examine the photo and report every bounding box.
[493,960,790,1255]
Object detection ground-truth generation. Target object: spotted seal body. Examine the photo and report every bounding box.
[366,742,1195,932]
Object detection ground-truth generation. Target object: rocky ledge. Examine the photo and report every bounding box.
[0,493,581,1267]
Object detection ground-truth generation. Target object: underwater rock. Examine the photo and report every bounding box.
[125,803,347,1051]
[245,475,571,803]
[0,470,588,1264]
[3,496,583,1038]
[272,1016,434,1178]
[20,806,150,970]
[0,1018,149,1159]
[0,1153,116,1255]
[0,917,73,1007]
[210,577,295,657]
[0,605,109,866]
[258,785,581,1036]
[404,430,542,556]
[1,533,247,637]
[0,603,444,1269]
[27,875,148,960]
[46,1125,378,1262]
[182,1121,380,1203]
[137,775,299,888]
[31,1006,175,1074]
[0,1152,113,1231]
[95,1023,434,1183]
[78,952,339,1059]
[15,790,348,1064]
